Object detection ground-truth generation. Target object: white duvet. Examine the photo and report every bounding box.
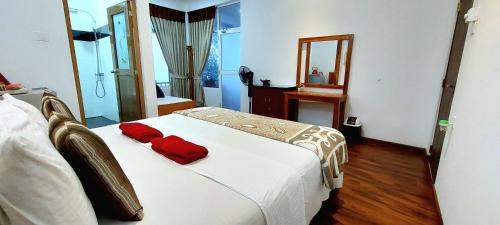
[98,114,330,225]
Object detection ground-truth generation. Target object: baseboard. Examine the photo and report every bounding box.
[362,137,426,153]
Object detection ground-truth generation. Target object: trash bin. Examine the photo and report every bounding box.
[341,116,362,143]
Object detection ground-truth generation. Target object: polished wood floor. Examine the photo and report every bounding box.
[310,141,441,225]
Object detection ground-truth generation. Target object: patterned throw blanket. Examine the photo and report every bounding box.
[175,107,348,189]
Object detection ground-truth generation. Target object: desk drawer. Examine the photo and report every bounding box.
[252,86,294,119]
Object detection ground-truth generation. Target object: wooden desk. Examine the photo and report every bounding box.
[283,91,347,129]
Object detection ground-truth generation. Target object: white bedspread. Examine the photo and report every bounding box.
[96,114,329,225]
[94,126,264,225]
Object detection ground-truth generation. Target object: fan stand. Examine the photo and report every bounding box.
[249,97,252,114]
[248,81,253,114]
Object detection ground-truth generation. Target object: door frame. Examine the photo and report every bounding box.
[429,0,473,182]
[61,0,146,125]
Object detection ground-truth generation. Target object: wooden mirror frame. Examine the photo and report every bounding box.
[296,34,354,94]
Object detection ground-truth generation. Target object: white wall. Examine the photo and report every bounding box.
[435,1,500,224]
[153,0,233,11]
[153,0,457,148]
[97,37,121,122]
[183,0,233,11]
[0,0,81,120]
[73,41,101,118]
[150,0,186,11]
[1,0,457,148]
[69,0,98,119]
[0,0,161,121]
[240,0,457,148]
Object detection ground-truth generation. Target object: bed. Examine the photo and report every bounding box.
[93,112,339,225]
[2,91,346,224]
[157,96,195,116]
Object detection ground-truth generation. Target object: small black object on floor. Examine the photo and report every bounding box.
[341,124,362,143]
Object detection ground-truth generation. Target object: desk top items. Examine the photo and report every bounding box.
[260,79,270,86]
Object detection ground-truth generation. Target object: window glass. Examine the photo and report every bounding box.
[221,32,240,71]
[201,31,220,88]
[201,3,241,88]
[151,26,169,83]
[219,3,240,30]
[221,73,240,110]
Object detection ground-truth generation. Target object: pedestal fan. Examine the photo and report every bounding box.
[239,66,254,113]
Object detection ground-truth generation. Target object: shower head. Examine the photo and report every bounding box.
[68,8,97,28]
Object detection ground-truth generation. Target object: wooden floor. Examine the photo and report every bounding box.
[310,141,441,225]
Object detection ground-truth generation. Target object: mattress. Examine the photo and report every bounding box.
[94,114,329,225]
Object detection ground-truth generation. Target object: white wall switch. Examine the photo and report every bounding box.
[464,7,479,23]
[35,32,50,42]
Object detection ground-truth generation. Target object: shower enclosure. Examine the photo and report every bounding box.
[69,8,106,98]
[67,0,143,128]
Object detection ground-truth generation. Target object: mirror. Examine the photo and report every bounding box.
[296,34,354,93]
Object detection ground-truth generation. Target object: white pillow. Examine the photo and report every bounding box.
[0,104,98,225]
[0,100,31,135]
[2,93,48,132]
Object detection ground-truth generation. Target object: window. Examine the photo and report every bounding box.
[201,19,220,88]
[201,3,241,88]
[151,27,169,84]
[219,3,240,30]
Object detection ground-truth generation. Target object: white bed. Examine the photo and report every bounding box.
[157,96,195,116]
[157,96,192,105]
[94,114,330,225]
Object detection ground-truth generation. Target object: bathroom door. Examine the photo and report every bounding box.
[107,1,142,122]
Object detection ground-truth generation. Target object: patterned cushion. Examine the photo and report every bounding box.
[41,96,76,120]
[48,113,144,221]
[42,90,57,98]
[48,112,80,148]
[41,96,55,118]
